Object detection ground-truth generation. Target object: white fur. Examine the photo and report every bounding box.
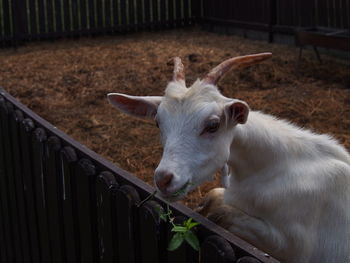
[108,80,350,263]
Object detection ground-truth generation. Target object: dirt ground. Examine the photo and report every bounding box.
[0,28,349,208]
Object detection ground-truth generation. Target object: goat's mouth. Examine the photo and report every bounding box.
[159,181,191,202]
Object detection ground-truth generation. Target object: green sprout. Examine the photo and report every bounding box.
[139,191,201,252]
[158,204,201,251]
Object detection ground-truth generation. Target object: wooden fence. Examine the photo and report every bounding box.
[201,0,350,39]
[0,0,198,45]
[0,87,279,263]
[1,0,349,46]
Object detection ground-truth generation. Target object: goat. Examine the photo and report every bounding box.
[107,54,350,263]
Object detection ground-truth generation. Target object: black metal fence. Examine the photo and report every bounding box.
[0,87,279,263]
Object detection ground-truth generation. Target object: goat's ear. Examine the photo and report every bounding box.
[107,93,162,119]
[224,100,249,125]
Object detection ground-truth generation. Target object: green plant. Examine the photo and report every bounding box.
[160,205,201,251]
[138,191,201,252]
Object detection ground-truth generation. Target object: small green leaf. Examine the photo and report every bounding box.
[167,233,184,251]
[159,213,168,222]
[187,222,200,230]
[171,226,187,233]
[184,230,200,251]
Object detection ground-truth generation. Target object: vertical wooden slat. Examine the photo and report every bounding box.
[2,0,13,40]
[87,0,95,31]
[75,158,98,263]
[96,171,119,263]
[12,0,28,42]
[136,0,144,28]
[175,0,182,26]
[183,0,190,25]
[144,0,152,28]
[200,235,236,263]
[37,0,46,36]
[19,118,41,263]
[80,0,88,32]
[115,185,140,263]
[139,200,166,263]
[129,0,136,30]
[62,0,70,33]
[96,0,104,29]
[1,101,24,263]
[10,109,32,263]
[46,0,54,36]
[152,0,159,28]
[168,0,175,27]
[0,96,14,263]
[45,136,65,263]
[104,0,112,30]
[32,128,52,263]
[71,0,80,33]
[55,0,64,35]
[0,196,7,263]
[60,146,80,263]
[159,0,167,28]
[120,0,128,30]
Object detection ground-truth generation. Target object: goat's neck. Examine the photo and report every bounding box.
[227,111,296,180]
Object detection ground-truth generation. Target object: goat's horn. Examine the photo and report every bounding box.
[203,52,272,85]
[173,57,185,84]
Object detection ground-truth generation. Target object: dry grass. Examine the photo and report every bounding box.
[1,28,349,208]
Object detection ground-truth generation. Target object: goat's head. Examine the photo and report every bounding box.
[108,53,271,201]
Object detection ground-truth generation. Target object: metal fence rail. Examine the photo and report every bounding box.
[0,87,279,263]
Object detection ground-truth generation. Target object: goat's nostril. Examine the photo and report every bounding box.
[156,173,174,193]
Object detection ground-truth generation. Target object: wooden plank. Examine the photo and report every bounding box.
[31,128,51,263]
[60,146,80,263]
[104,0,112,30]
[183,0,190,25]
[159,0,167,28]
[135,0,144,29]
[0,194,7,263]
[1,101,24,263]
[200,235,236,263]
[37,0,46,36]
[45,136,65,263]
[12,0,28,42]
[10,109,32,263]
[175,0,182,26]
[0,96,14,263]
[237,256,262,263]
[75,158,98,263]
[144,0,152,28]
[60,0,70,33]
[96,171,119,263]
[139,200,166,263]
[129,0,136,30]
[19,118,41,263]
[71,0,80,32]
[87,0,95,30]
[80,0,88,32]
[168,0,175,27]
[120,0,127,30]
[96,0,104,29]
[2,0,13,40]
[152,0,159,28]
[115,185,140,263]
[54,0,64,35]
[46,0,54,35]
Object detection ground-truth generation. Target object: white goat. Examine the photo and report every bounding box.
[107,54,350,263]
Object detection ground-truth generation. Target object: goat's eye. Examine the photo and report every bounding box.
[203,120,220,134]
